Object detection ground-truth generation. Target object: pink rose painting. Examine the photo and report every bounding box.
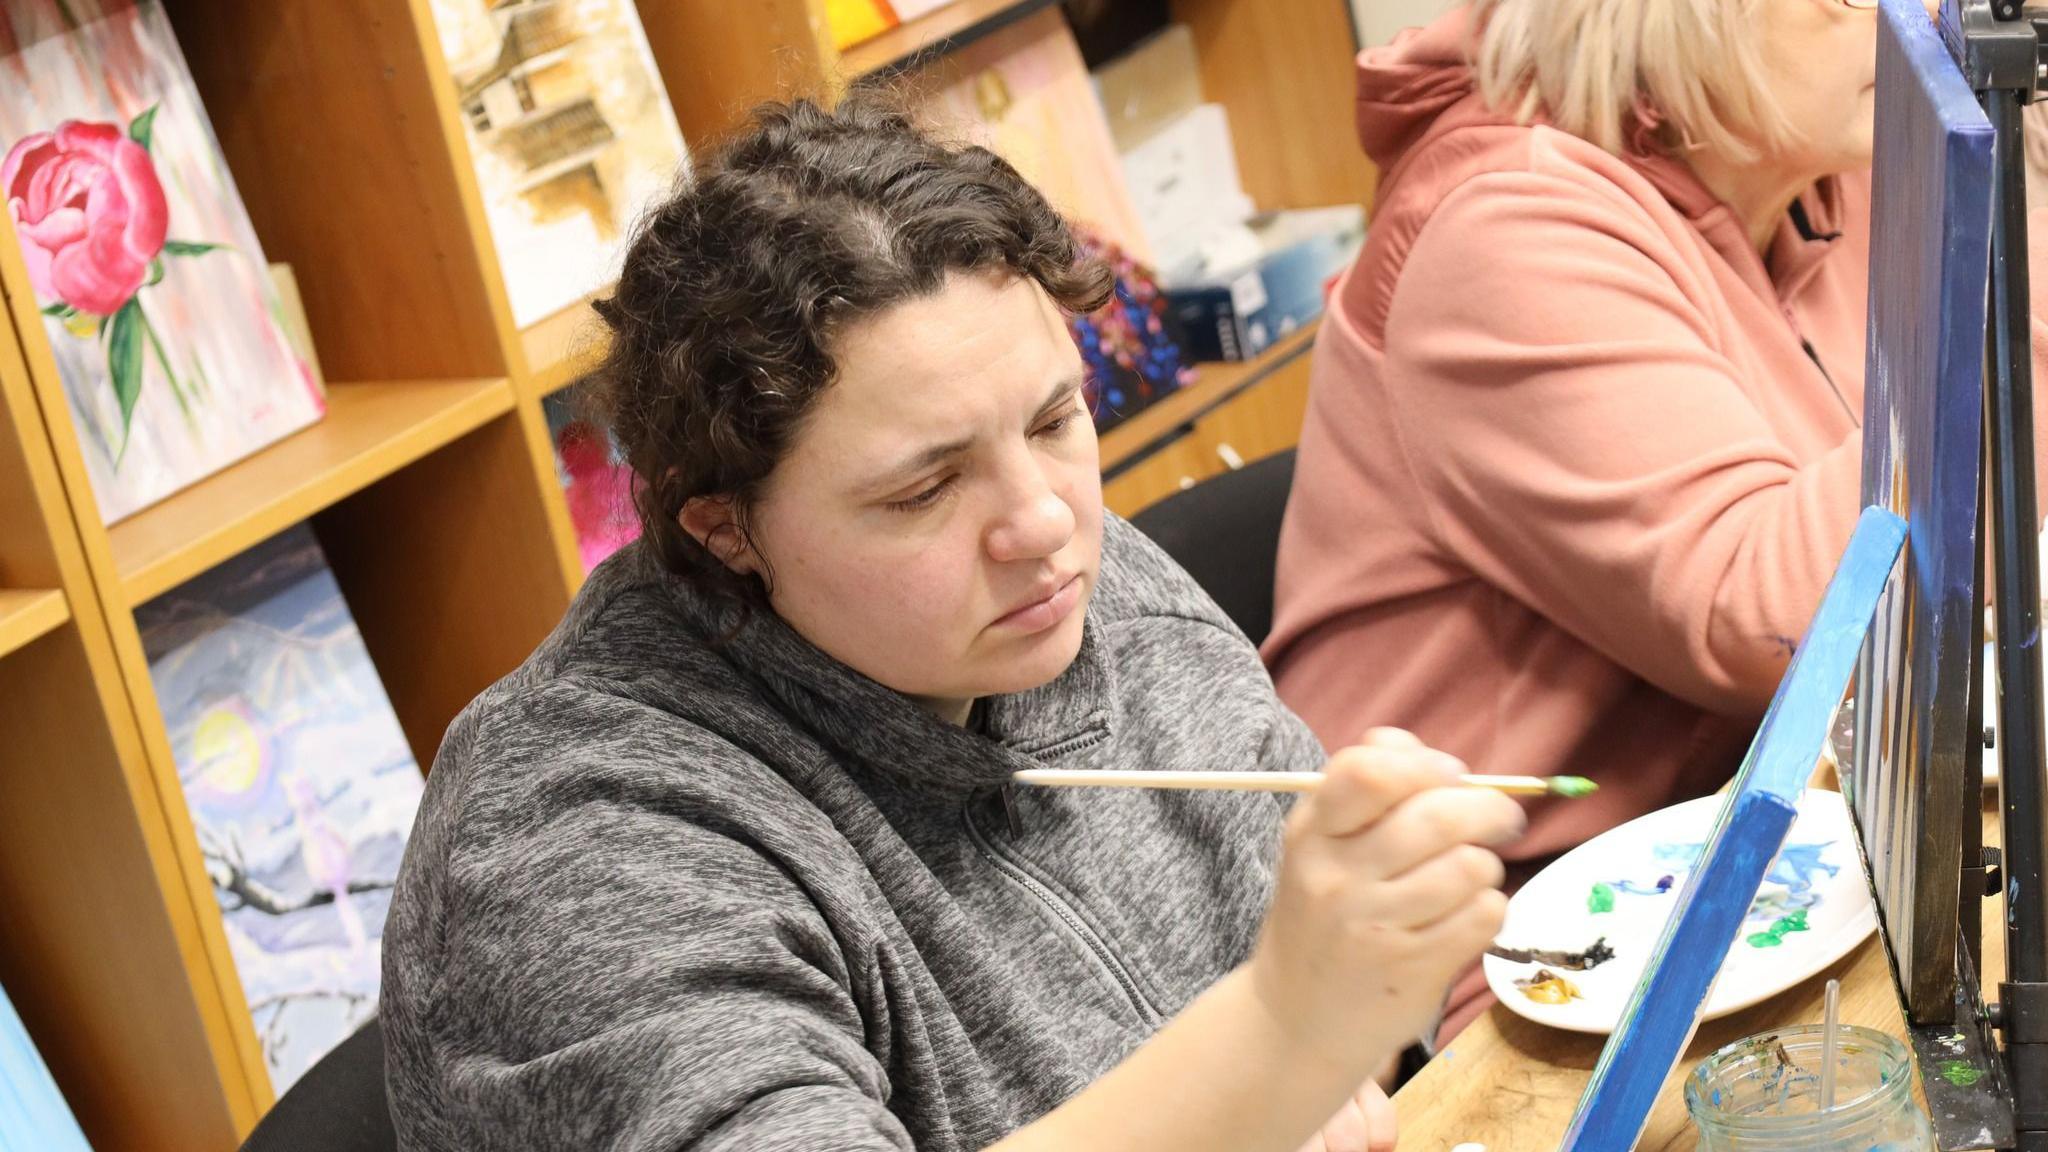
[6,118,170,317]
[0,0,324,524]
[542,391,640,571]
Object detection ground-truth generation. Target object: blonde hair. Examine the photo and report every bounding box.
[1470,0,1795,162]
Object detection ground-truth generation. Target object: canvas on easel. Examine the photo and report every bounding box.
[1559,506,1906,1151]
[1849,0,1994,1023]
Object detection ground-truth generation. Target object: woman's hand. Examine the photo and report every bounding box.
[1297,1078,1398,1152]
[986,729,1513,1152]
[1251,728,1524,1072]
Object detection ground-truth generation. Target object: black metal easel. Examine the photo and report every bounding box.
[1942,2,2048,1146]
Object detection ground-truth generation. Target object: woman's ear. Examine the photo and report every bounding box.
[679,496,761,576]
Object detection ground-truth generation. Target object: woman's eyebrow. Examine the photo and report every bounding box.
[1036,372,1086,415]
[863,435,977,493]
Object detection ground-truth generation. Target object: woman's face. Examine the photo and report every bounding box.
[1751,0,1886,176]
[699,270,1103,721]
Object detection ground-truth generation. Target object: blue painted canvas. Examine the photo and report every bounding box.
[136,524,423,1095]
[1560,507,1906,1151]
[0,980,91,1152]
[1849,0,1993,1022]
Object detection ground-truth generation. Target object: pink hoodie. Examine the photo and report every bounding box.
[1261,10,2048,1037]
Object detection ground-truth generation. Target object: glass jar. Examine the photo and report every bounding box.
[1685,1025,1933,1151]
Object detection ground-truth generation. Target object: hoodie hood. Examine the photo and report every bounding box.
[1350,4,1852,285]
[1354,6,1480,171]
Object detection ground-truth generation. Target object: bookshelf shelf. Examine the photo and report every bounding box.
[518,294,606,405]
[0,588,67,659]
[111,378,516,605]
[1100,320,1320,472]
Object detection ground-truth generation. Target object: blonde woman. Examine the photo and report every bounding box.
[1264,0,2048,1040]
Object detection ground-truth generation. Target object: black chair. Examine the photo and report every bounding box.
[240,1017,396,1152]
[1130,449,1296,646]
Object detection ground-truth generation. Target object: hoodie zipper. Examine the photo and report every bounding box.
[960,800,1162,1027]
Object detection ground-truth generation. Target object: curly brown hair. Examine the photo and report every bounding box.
[587,94,1114,611]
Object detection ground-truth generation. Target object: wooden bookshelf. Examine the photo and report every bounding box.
[1101,324,1319,517]
[518,296,606,405]
[111,378,514,604]
[0,225,259,1147]
[841,0,1059,78]
[0,588,67,659]
[0,0,1366,1145]
[1171,0,1377,211]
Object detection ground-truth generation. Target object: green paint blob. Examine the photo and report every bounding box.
[1744,909,1811,948]
[1940,1060,1985,1087]
[1588,882,1616,914]
[1550,775,1599,798]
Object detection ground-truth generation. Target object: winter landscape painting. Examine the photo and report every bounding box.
[137,524,422,1092]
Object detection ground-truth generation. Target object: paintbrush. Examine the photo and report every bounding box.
[1009,769,1599,798]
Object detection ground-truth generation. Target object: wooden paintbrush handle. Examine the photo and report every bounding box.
[1008,770,1583,797]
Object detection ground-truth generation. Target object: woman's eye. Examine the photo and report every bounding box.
[1035,409,1080,438]
[887,476,954,513]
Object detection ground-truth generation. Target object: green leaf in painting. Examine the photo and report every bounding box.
[106,299,145,440]
[138,300,194,421]
[41,301,74,318]
[145,259,165,287]
[161,240,226,257]
[128,104,159,151]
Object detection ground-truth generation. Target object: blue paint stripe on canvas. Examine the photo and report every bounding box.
[0,982,91,1152]
[1561,507,1905,1150]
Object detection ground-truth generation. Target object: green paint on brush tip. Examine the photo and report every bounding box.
[1549,776,1598,798]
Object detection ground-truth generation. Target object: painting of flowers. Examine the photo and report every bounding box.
[542,388,638,571]
[137,524,424,1094]
[0,0,325,525]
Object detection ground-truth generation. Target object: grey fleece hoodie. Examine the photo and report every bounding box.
[381,515,1326,1150]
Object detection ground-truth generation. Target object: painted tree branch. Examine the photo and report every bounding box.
[198,823,393,915]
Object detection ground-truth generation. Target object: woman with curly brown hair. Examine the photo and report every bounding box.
[376,97,1522,1152]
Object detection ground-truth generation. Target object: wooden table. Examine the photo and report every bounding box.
[1392,798,2009,1150]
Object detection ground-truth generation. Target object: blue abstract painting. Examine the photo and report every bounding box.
[136,524,423,1094]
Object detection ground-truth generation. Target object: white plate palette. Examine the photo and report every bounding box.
[1484,790,1877,1034]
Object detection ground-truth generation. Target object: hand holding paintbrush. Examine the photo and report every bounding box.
[1238,728,1527,1071]
[1014,748,1598,995]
